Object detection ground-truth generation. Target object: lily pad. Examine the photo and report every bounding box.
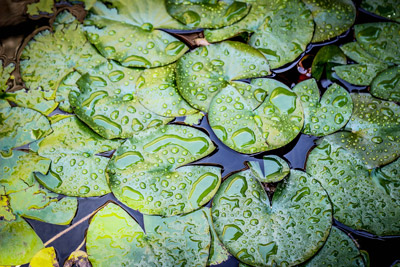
[36,116,121,197]
[212,169,332,266]
[166,0,250,29]
[302,227,366,266]
[20,11,106,102]
[0,60,15,93]
[370,66,400,102]
[26,0,54,16]
[64,250,90,267]
[0,99,10,108]
[0,107,52,152]
[86,202,211,266]
[176,41,270,112]
[55,71,82,113]
[293,79,352,136]
[361,0,400,23]
[69,61,193,139]
[205,1,314,69]
[248,155,290,183]
[311,45,347,80]
[84,0,189,68]
[302,0,356,43]
[29,247,59,267]
[107,124,221,216]
[0,217,44,266]
[208,78,304,154]
[355,22,400,65]
[306,137,400,236]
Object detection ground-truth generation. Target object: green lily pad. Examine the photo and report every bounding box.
[212,169,332,266]
[86,202,210,266]
[361,0,400,22]
[20,11,106,102]
[293,79,352,136]
[84,0,189,68]
[302,0,356,43]
[302,227,366,266]
[0,60,15,93]
[0,99,10,108]
[0,107,52,152]
[248,155,290,183]
[311,45,347,80]
[306,137,400,236]
[36,116,121,197]
[55,71,81,113]
[0,217,44,266]
[69,61,192,139]
[26,0,54,16]
[355,22,400,65]
[176,41,270,112]
[166,0,250,29]
[29,247,59,267]
[204,207,230,265]
[370,66,400,102]
[208,78,304,154]
[107,124,221,216]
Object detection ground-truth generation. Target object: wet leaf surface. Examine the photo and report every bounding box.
[0,107,52,152]
[302,227,366,266]
[370,65,400,102]
[107,124,221,216]
[361,0,400,22]
[176,41,270,112]
[208,78,304,153]
[248,155,290,183]
[86,202,210,266]
[36,116,121,197]
[302,0,356,43]
[29,247,59,267]
[311,45,347,80]
[166,0,250,29]
[84,0,189,68]
[293,79,352,136]
[212,169,332,266]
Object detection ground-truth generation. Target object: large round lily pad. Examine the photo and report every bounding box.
[302,0,356,43]
[293,79,352,136]
[176,41,270,112]
[205,0,314,69]
[370,66,400,102]
[306,137,400,236]
[69,61,195,139]
[361,0,400,23]
[212,169,332,266]
[107,124,221,216]
[36,116,121,197]
[166,0,250,29]
[86,202,211,266]
[208,78,304,154]
[84,0,189,68]
[0,107,52,152]
[302,227,366,266]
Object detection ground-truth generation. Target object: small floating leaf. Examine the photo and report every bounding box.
[0,107,52,152]
[302,0,356,43]
[248,155,290,183]
[29,247,59,267]
[311,45,347,80]
[361,0,400,23]
[36,116,121,197]
[176,41,270,112]
[212,169,332,266]
[293,79,352,136]
[84,0,188,68]
[370,65,400,102]
[107,124,221,216]
[166,0,250,29]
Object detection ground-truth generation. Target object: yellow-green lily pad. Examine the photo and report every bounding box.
[29,247,59,267]
[0,60,15,94]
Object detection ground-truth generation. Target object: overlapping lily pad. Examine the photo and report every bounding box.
[20,11,106,105]
[293,79,352,136]
[205,1,314,69]
[302,227,366,266]
[0,107,52,152]
[212,169,332,266]
[247,155,290,183]
[166,0,250,29]
[0,60,15,93]
[86,202,211,266]
[311,45,347,80]
[306,136,400,236]
[302,0,356,43]
[64,250,90,267]
[370,66,400,102]
[36,116,121,197]
[208,78,304,153]
[176,41,270,112]
[107,124,221,216]
[29,247,59,267]
[84,0,189,68]
[361,0,400,22]
[69,61,196,139]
